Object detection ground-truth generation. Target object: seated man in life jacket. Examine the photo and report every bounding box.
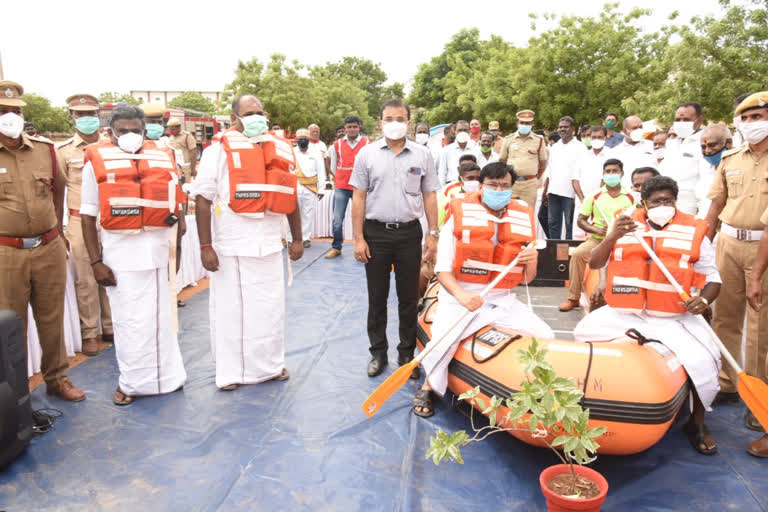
[413,162,555,417]
[419,158,482,296]
[573,175,722,455]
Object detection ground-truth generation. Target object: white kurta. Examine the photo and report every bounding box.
[293,147,326,242]
[191,142,288,388]
[80,161,187,396]
[662,132,704,215]
[422,216,555,395]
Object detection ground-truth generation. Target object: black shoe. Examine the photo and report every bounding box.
[398,355,420,380]
[101,333,114,343]
[713,391,739,406]
[367,357,388,377]
[746,410,764,432]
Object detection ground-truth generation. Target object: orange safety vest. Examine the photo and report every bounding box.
[450,193,535,288]
[605,208,708,316]
[85,141,182,233]
[220,130,297,218]
[333,136,368,190]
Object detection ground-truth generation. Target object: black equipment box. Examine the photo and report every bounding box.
[530,239,584,287]
[0,310,33,469]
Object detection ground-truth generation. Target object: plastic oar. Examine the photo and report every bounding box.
[361,240,545,418]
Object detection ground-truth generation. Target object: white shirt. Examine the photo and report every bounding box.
[546,138,589,198]
[608,139,656,189]
[695,158,717,219]
[294,146,326,185]
[477,150,500,167]
[661,131,703,208]
[308,139,327,158]
[329,135,365,174]
[190,143,284,258]
[576,147,612,199]
[80,162,171,272]
[438,142,482,186]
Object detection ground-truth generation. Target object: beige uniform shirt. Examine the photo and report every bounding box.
[168,132,197,166]
[707,144,768,230]
[55,133,89,211]
[0,135,59,237]
[499,132,548,176]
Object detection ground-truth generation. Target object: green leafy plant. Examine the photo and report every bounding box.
[426,338,606,495]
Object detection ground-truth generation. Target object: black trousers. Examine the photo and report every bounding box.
[363,219,423,359]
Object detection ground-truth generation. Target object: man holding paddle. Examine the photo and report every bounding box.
[574,176,722,454]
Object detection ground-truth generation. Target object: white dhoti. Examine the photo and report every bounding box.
[422,290,555,395]
[298,186,316,242]
[573,306,721,410]
[209,251,285,388]
[106,266,187,396]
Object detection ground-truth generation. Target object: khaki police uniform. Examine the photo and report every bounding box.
[57,94,114,341]
[707,108,768,392]
[167,121,197,182]
[0,81,70,386]
[499,109,548,208]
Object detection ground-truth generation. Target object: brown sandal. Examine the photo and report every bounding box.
[112,389,134,406]
[275,368,290,381]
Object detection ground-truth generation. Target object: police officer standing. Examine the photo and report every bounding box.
[0,81,85,401]
[706,91,768,457]
[499,110,548,208]
[167,118,197,182]
[56,94,114,356]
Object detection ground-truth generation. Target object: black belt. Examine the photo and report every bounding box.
[365,219,420,230]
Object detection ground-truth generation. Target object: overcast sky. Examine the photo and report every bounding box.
[1,0,724,107]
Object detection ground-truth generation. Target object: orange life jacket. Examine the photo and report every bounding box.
[220,130,297,218]
[334,136,368,190]
[85,141,182,233]
[605,208,708,316]
[450,193,535,288]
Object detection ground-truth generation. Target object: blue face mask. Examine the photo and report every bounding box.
[239,114,268,137]
[703,148,725,167]
[481,187,512,210]
[518,124,532,135]
[146,123,165,140]
[74,116,100,135]
[603,173,622,187]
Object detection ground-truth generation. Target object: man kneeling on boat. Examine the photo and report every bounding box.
[574,175,722,455]
[414,162,555,417]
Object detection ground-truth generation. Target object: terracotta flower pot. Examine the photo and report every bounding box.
[539,464,609,512]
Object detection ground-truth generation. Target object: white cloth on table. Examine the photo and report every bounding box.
[26,258,82,376]
[311,192,353,238]
[177,215,208,292]
[573,306,721,410]
[209,252,285,388]
[106,266,186,396]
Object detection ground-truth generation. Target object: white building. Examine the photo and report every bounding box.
[130,90,223,108]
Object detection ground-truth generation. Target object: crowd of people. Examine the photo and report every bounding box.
[1,77,767,460]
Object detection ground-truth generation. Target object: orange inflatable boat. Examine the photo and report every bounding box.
[417,281,689,455]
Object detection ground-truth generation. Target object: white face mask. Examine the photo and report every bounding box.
[415,133,429,145]
[654,148,666,160]
[590,139,605,150]
[739,120,768,145]
[647,205,676,227]
[461,179,480,193]
[382,121,407,141]
[456,131,470,144]
[672,121,695,139]
[116,132,144,153]
[629,128,644,143]
[0,112,24,139]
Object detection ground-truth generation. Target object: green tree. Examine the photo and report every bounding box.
[20,93,71,133]
[624,0,768,122]
[97,92,141,105]
[167,91,216,114]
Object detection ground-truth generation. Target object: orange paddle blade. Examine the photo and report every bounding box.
[361,360,418,418]
[738,371,768,430]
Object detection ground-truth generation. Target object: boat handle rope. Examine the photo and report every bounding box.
[422,298,437,325]
[469,333,522,364]
[580,341,594,405]
[625,328,662,346]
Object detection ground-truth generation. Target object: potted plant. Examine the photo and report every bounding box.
[426,339,609,511]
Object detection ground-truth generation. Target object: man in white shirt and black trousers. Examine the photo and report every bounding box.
[351,99,440,378]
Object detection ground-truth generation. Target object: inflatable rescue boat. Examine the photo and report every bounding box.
[416,280,689,455]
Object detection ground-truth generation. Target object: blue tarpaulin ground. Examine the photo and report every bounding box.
[1,242,766,511]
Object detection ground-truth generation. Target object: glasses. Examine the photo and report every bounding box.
[483,182,512,190]
[645,198,676,207]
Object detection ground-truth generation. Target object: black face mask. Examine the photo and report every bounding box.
[297,139,309,150]
[447,134,456,143]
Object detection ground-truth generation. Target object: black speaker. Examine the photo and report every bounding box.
[530,239,584,287]
[0,310,33,469]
